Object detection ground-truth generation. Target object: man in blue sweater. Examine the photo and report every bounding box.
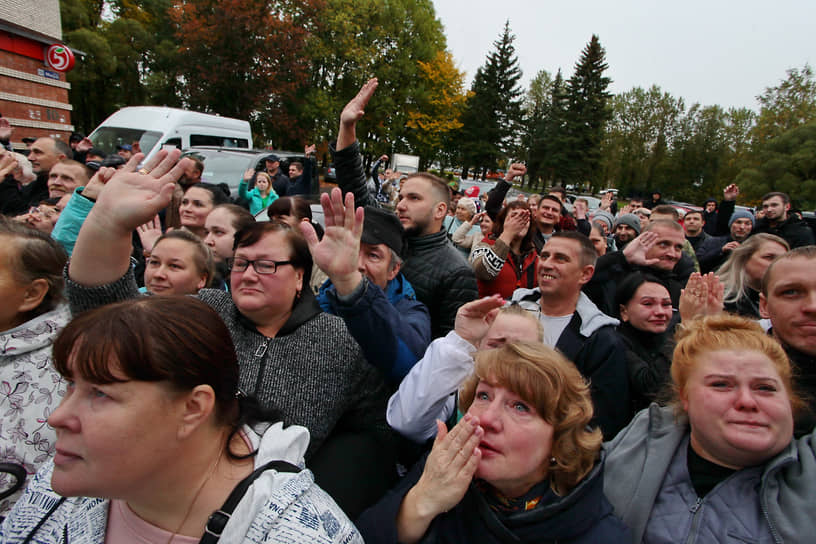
[302,188,432,387]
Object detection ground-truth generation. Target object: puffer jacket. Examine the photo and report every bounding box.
[604,404,816,544]
[331,140,477,337]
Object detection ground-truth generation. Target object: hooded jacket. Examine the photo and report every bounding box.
[604,404,816,544]
[0,423,363,543]
[0,305,70,516]
[356,451,630,544]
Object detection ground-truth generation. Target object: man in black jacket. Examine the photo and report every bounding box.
[584,220,692,317]
[754,191,815,249]
[329,78,477,338]
[511,232,629,439]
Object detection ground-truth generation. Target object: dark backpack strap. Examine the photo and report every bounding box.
[199,460,300,544]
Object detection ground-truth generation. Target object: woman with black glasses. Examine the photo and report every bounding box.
[64,150,393,516]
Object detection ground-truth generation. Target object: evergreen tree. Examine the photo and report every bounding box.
[526,70,571,190]
[459,21,523,178]
[565,35,612,191]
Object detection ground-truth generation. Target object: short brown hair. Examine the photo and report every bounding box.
[212,203,255,232]
[645,218,683,233]
[459,342,602,496]
[54,296,240,426]
[153,229,215,288]
[651,205,679,220]
[761,245,816,296]
[761,191,790,205]
[0,217,67,319]
[551,231,597,267]
[404,173,450,211]
[233,221,312,285]
[671,314,807,419]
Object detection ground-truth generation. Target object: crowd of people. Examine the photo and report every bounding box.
[0,78,814,543]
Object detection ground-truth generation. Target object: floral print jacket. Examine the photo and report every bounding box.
[0,305,69,515]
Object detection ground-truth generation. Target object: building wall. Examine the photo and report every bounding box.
[0,0,62,42]
[0,1,73,148]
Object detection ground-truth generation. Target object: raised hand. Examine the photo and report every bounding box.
[600,192,613,211]
[504,163,526,181]
[76,137,93,153]
[723,184,739,201]
[305,144,317,156]
[340,78,378,127]
[622,231,661,267]
[397,415,483,541]
[81,167,116,201]
[243,168,255,181]
[679,272,707,322]
[0,118,12,141]
[573,200,588,220]
[499,208,529,243]
[299,187,364,295]
[338,78,378,150]
[92,149,190,236]
[137,215,164,253]
[454,295,505,347]
[0,152,16,178]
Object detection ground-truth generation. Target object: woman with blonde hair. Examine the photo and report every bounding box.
[361,341,630,543]
[604,314,815,543]
[715,233,788,318]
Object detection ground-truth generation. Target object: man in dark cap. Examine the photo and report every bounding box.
[116,143,133,160]
[303,187,431,386]
[262,154,290,196]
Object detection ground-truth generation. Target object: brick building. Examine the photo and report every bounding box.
[0,0,75,150]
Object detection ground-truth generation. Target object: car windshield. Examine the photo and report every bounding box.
[182,151,255,187]
[89,127,162,157]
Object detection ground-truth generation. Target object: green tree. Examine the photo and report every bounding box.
[303,0,445,162]
[736,121,816,208]
[405,51,469,170]
[459,21,524,178]
[564,34,612,191]
[600,85,684,197]
[752,65,816,148]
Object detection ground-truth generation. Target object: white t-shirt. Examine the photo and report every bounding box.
[539,313,573,347]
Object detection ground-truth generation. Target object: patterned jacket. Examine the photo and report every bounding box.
[0,305,70,515]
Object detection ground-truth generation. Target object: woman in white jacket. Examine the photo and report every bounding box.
[0,217,69,516]
[0,296,361,544]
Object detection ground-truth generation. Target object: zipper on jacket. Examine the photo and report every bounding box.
[684,497,703,544]
[254,340,269,359]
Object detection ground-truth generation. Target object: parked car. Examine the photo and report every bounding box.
[180,147,309,198]
[665,200,703,219]
[325,164,337,183]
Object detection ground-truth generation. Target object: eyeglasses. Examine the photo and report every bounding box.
[29,206,59,219]
[227,258,293,275]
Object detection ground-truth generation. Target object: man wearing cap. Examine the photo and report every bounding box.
[696,208,755,273]
[261,154,290,196]
[304,188,431,386]
[612,213,640,250]
[116,144,133,160]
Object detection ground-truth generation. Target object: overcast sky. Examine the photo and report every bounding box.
[431,0,815,111]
